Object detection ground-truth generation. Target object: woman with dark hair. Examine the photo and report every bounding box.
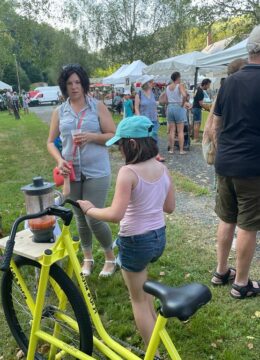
[166,71,189,155]
[47,64,117,277]
[78,115,175,348]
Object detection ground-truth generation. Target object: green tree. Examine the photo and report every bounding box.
[14,0,194,64]
[21,62,43,83]
[2,63,30,91]
[214,0,260,24]
[193,0,259,37]
[0,1,15,79]
[1,0,101,86]
[72,0,169,61]
[0,22,14,79]
[18,65,31,91]
[77,0,194,64]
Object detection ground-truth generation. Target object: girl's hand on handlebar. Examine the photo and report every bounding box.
[77,200,95,215]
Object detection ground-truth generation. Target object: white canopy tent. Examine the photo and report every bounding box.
[103,60,147,85]
[102,64,129,85]
[196,38,248,68]
[192,38,248,89]
[0,80,12,91]
[115,60,147,84]
[143,51,206,81]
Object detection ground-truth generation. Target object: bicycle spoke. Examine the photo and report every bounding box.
[2,259,92,358]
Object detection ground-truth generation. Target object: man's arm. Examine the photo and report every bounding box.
[212,115,222,149]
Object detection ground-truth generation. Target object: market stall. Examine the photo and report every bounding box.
[196,38,248,68]
[0,81,12,91]
[102,60,147,86]
[142,51,206,83]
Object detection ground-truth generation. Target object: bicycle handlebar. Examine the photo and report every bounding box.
[0,199,81,272]
[62,198,80,209]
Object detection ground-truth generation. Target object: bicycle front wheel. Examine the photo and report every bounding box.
[1,255,93,359]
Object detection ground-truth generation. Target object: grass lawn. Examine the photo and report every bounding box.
[0,111,259,359]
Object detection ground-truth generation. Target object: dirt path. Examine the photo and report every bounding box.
[158,136,218,225]
[160,140,216,189]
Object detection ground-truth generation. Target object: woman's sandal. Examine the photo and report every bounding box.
[230,279,260,299]
[99,260,117,278]
[211,267,236,286]
[81,259,94,277]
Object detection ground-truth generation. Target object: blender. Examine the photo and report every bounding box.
[21,177,62,243]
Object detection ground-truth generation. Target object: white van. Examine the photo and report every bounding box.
[29,89,60,107]
[34,86,61,93]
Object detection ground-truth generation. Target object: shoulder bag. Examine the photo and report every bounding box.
[202,100,216,165]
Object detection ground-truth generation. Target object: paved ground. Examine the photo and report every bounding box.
[30,105,55,124]
[160,137,216,189]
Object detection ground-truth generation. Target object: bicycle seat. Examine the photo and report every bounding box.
[143,281,212,320]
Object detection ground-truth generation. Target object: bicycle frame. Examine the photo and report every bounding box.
[3,222,182,360]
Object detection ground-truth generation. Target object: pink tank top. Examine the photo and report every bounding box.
[119,165,171,236]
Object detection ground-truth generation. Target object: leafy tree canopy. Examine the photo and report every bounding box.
[0,0,102,90]
[0,0,258,88]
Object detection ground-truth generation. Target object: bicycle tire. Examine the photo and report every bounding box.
[1,255,93,358]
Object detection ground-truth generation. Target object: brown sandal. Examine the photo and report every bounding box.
[211,267,236,286]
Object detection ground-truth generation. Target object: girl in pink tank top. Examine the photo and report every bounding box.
[78,115,175,348]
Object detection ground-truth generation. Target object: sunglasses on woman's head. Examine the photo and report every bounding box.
[62,64,81,71]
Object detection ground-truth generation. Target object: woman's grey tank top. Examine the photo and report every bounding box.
[166,84,182,105]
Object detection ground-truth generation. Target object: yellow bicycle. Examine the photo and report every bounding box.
[0,200,211,359]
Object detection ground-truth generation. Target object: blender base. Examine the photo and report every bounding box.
[31,228,55,243]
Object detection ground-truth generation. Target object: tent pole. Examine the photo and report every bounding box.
[194,67,199,92]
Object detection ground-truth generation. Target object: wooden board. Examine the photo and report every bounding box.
[0,229,55,261]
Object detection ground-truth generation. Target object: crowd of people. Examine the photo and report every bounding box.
[45,24,260,349]
[93,74,214,160]
[0,90,30,119]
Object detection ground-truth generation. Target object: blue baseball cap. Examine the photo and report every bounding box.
[106,115,154,146]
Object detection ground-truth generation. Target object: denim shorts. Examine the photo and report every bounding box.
[167,104,186,124]
[115,226,166,272]
[192,107,202,123]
